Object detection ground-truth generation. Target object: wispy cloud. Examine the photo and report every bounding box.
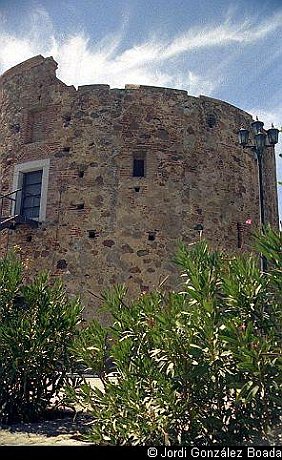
[162,14,282,59]
[0,6,281,94]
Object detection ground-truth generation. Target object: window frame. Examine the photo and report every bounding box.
[12,159,50,222]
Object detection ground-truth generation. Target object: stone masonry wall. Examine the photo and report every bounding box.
[0,56,279,321]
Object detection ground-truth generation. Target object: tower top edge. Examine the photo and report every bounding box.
[0,55,252,117]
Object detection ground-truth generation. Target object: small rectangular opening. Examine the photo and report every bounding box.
[88,230,96,239]
[57,259,67,270]
[63,115,71,127]
[148,232,156,241]
[133,159,145,177]
[134,186,140,192]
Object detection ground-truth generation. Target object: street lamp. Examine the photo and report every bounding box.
[238,117,279,271]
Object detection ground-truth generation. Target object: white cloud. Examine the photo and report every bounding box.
[0,6,54,71]
[0,35,35,70]
[163,14,282,59]
[0,6,281,94]
[173,71,219,95]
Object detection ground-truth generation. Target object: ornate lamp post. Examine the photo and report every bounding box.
[238,118,279,271]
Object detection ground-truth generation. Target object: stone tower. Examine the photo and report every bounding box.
[0,55,279,320]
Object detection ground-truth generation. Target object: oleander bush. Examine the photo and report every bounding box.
[0,252,82,423]
[68,226,281,445]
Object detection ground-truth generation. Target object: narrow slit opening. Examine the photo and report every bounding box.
[148,232,156,241]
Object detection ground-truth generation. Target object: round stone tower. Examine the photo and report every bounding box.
[0,55,279,320]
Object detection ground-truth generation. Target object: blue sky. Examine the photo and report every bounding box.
[0,0,281,219]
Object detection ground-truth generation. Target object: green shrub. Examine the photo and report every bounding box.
[0,252,82,423]
[70,227,281,445]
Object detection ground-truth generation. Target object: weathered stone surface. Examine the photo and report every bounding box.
[137,250,150,257]
[102,239,115,247]
[121,243,134,253]
[0,56,279,322]
[129,266,141,273]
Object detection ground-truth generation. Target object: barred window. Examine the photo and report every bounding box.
[20,170,43,219]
